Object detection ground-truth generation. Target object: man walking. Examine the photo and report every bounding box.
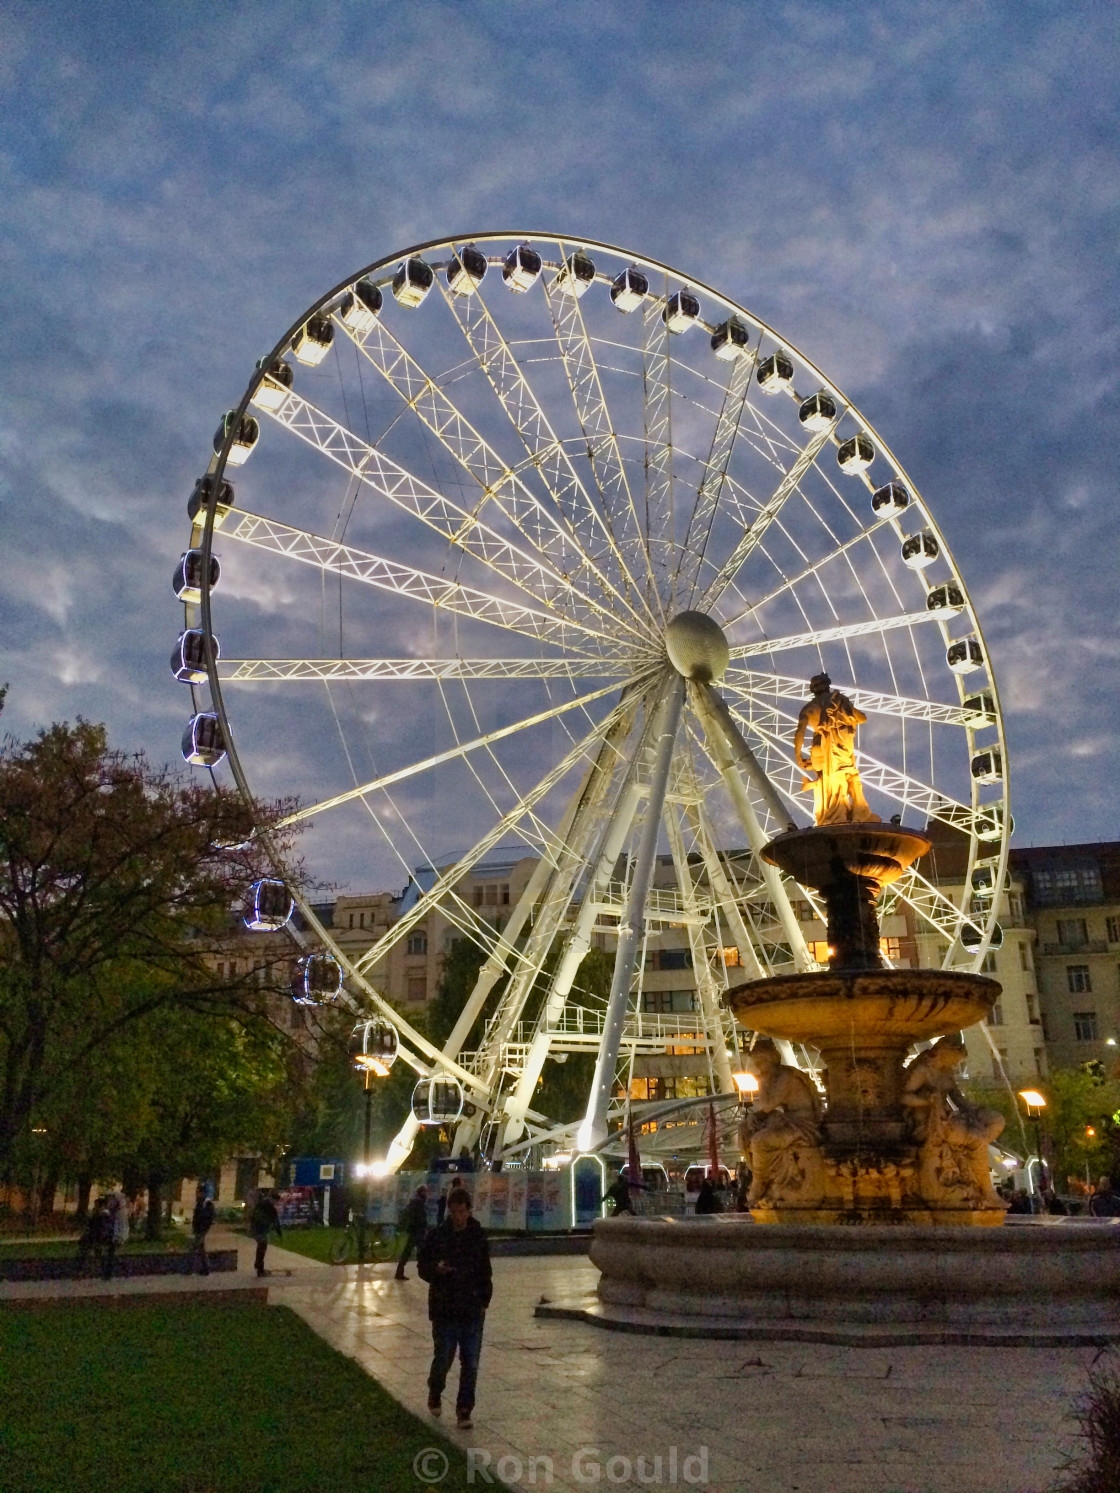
[187,1184,215,1275]
[395,1183,429,1280]
[249,1189,283,1277]
[418,1186,492,1430]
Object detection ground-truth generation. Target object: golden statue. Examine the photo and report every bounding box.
[793,672,880,826]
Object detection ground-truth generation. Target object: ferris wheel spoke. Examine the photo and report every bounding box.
[439,266,660,632]
[721,669,978,727]
[275,678,634,829]
[640,295,675,620]
[540,250,659,626]
[677,348,756,607]
[262,391,639,640]
[220,506,618,655]
[218,657,637,683]
[728,609,936,659]
[887,866,983,969]
[700,421,840,613]
[350,692,637,977]
[335,312,651,639]
[719,515,900,633]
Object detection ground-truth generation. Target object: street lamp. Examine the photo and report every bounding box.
[731,1070,759,1099]
[349,1020,400,1262]
[1018,1088,1048,1210]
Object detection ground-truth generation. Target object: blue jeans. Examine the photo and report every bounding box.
[427,1316,484,1414]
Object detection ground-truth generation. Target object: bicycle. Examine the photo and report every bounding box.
[330,1210,402,1266]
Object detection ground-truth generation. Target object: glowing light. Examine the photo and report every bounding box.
[1019,1089,1047,1110]
[732,1071,759,1096]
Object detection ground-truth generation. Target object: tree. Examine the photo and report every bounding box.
[0,714,304,1194]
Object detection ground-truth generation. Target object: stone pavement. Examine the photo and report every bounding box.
[0,1231,1097,1491]
[279,1255,1097,1493]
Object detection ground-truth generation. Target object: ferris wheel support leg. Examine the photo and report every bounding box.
[692,682,811,974]
[664,804,736,1097]
[384,1113,423,1175]
[578,675,685,1153]
[685,803,800,1069]
[499,753,648,1149]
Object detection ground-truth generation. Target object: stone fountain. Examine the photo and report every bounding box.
[573,671,1120,1340]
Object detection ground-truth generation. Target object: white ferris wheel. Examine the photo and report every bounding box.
[175,232,1011,1170]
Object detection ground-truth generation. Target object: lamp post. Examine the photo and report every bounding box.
[1019,1088,1048,1211]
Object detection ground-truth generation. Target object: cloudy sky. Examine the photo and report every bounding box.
[2,0,1118,889]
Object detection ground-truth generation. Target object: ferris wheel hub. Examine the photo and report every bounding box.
[664,611,730,683]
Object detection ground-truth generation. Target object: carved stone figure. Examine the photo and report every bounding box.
[793,673,881,826]
[901,1036,1007,1210]
[741,1039,826,1209]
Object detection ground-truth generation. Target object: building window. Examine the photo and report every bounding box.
[1074,1011,1099,1042]
[987,1001,1004,1026]
[1019,943,1032,972]
[473,882,511,908]
[1067,965,1092,994]
[407,977,427,1003]
[716,946,741,968]
[806,940,831,963]
[348,913,355,929]
[1030,860,1103,906]
[407,933,428,955]
[1008,893,1024,922]
[981,952,998,974]
[656,948,692,971]
[881,937,902,962]
[1057,918,1089,949]
[1107,916,1120,945]
[631,1075,711,1101]
[642,990,696,1014]
[791,899,815,922]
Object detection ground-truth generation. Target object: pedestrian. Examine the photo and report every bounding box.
[695,1177,723,1215]
[395,1184,430,1280]
[187,1183,216,1275]
[104,1189,129,1279]
[437,1183,449,1227]
[1090,1178,1120,1217]
[418,1186,492,1431]
[77,1197,112,1274]
[249,1189,283,1276]
[602,1171,633,1215]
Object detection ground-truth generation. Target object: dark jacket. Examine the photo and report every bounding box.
[249,1197,282,1238]
[192,1197,215,1236]
[1090,1189,1120,1218]
[417,1216,493,1321]
[695,1181,723,1215]
[399,1194,429,1238]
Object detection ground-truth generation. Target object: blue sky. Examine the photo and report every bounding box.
[2,0,1118,883]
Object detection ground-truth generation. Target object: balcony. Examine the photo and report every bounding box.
[1042,940,1108,956]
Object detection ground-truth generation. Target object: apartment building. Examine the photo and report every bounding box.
[1011,843,1120,1070]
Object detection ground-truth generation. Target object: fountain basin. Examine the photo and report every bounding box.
[727,968,1000,1047]
[589,1216,1120,1336]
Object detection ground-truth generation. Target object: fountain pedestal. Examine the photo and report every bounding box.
[728,823,1006,1226]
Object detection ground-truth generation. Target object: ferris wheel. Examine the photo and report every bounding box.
[175,232,1011,1169]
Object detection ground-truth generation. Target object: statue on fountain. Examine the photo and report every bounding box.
[901,1037,1008,1212]
[741,1039,826,1209]
[794,673,881,827]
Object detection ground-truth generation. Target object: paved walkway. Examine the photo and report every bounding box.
[0,1231,1097,1491]
[279,1256,1096,1493]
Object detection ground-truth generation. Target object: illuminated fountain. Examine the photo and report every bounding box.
[582,677,1120,1336]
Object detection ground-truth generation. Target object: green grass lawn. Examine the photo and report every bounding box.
[0,1300,482,1492]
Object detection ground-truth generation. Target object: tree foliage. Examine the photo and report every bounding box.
[0,714,306,1197]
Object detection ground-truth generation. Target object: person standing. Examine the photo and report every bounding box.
[395,1184,430,1280]
[249,1189,283,1277]
[695,1177,723,1215]
[602,1171,634,1215]
[104,1189,129,1279]
[187,1184,216,1275]
[418,1187,492,1430]
[1090,1178,1120,1217]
